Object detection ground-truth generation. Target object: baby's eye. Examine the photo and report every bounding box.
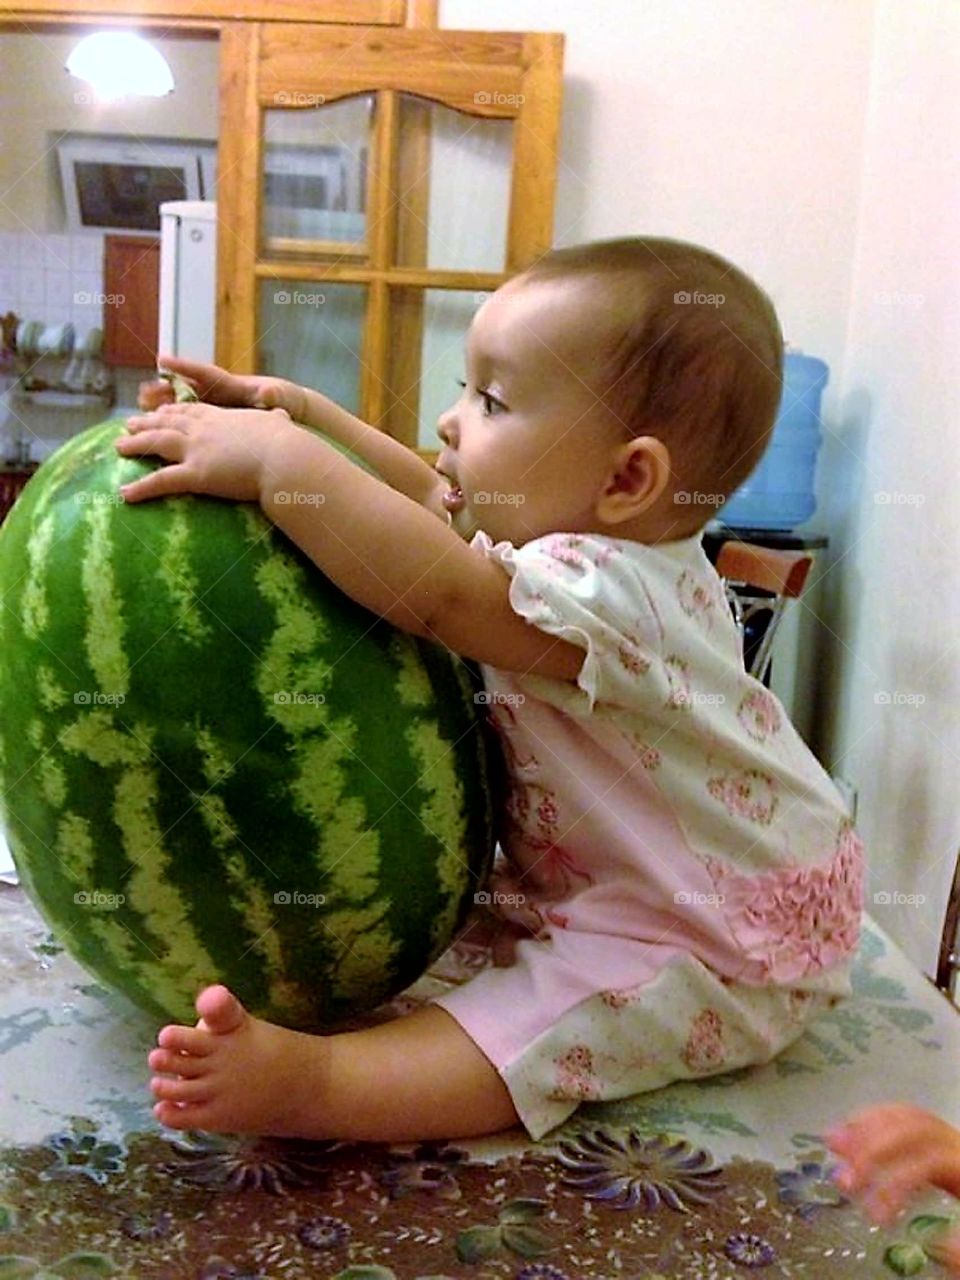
[478,387,508,417]
[456,378,507,417]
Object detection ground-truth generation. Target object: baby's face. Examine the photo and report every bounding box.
[435,275,628,545]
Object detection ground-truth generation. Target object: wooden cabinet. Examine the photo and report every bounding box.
[102,235,160,367]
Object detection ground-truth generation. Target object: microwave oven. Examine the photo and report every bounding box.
[57,134,216,235]
[58,133,366,238]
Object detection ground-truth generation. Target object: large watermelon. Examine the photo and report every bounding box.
[0,417,496,1030]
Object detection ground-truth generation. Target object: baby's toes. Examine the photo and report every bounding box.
[153,1099,202,1130]
[148,1047,208,1078]
[156,1023,215,1056]
[150,1074,212,1104]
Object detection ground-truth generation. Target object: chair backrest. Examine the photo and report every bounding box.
[715,540,815,682]
[936,849,960,1001]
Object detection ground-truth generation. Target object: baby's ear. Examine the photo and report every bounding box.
[596,436,673,524]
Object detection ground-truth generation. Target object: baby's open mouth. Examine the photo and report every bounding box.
[441,484,465,513]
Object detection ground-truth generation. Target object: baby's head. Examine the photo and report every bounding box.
[436,236,783,546]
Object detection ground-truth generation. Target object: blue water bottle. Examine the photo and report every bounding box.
[720,351,828,532]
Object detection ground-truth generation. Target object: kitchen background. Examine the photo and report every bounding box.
[0,32,208,459]
[0,1,957,978]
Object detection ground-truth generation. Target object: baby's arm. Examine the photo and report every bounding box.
[828,1104,960,1263]
[257,430,584,681]
[284,382,448,518]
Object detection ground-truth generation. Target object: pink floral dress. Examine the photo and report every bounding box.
[434,530,865,1139]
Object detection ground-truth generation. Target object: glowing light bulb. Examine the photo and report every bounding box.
[66,32,175,100]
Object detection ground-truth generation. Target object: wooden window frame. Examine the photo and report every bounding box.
[1,0,564,462]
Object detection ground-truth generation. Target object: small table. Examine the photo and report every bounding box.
[0,884,957,1278]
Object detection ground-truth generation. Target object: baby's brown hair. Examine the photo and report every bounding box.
[522,237,784,521]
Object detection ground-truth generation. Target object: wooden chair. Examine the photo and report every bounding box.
[936,849,960,1001]
[716,540,815,682]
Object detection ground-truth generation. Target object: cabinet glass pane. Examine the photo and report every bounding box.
[260,96,372,262]
[258,281,365,416]
[394,95,512,273]
[384,288,485,451]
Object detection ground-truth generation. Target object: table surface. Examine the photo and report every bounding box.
[1,884,958,1279]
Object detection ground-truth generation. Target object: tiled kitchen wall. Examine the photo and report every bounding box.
[0,231,154,465]
[0,231,106,339]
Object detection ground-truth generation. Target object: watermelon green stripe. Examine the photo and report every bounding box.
[0,419,496,1030]
[20,511,54,639]
[252,552,401,1003]
[160,501,213,646]
[391,637,472,950]
[37,664,70,712]
[57,708,224,1010]
[193,725,310,1022]
[82,484,130,698]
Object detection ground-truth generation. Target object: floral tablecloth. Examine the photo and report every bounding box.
[1,884,958,1279]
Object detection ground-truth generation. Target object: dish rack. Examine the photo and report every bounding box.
[8,318,115,404]
[1,314,116,469]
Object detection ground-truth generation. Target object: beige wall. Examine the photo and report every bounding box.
[0,32,219,232]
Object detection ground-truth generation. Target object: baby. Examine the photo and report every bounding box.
[123,235,864,1142]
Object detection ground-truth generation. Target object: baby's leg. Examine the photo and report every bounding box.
[148,984,518,1142]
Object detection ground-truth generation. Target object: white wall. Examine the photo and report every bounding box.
[827,0,960,971]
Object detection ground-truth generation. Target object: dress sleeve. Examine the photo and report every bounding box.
[471,530,663,713]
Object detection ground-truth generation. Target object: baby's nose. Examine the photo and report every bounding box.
[437,407,458,446]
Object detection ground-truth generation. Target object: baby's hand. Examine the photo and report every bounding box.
[138,353,305,420]
[827,1104,960,1271]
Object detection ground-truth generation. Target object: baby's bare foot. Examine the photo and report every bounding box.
[148,984,333,1136]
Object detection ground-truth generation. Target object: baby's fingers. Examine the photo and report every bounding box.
[137,380,176,411]
[860,1154,942,1224]
[930,1227,960,1275]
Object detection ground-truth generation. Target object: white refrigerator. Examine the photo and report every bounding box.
[158,200,218,363]
[157,199,366,414]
